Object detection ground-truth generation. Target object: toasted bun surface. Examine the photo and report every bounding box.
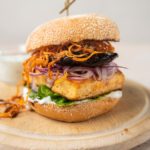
[26,14,120,52]
[29,97,119,122]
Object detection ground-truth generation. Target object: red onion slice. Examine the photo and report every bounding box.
[35,66,48,73]
[29,62,123,81]
[94,67,102,80]
[68,67,94,79]
[101,67,108,80]
[29,72,45,76]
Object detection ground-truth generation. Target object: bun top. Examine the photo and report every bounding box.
[26,14,120,52]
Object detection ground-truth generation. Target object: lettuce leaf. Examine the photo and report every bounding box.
[29,90,38,99]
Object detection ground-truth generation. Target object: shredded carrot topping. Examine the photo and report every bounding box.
[0,95,26,118]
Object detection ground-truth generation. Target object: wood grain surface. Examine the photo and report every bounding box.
[0,80,150,150]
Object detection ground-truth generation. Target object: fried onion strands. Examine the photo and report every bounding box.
[0,95,26,118]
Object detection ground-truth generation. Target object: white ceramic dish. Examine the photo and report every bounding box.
[0,50,29,84]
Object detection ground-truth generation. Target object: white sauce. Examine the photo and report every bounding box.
[73,91,122,104]
[0,54,29,84]
[105,90,122,99]
[23,87,122,105]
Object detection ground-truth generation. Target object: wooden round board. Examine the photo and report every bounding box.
[0,80,150,150]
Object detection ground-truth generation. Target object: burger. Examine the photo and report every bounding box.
[23,14,125,122]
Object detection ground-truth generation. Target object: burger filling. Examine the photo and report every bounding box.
[23,85,122,107]
[23,40,124,106]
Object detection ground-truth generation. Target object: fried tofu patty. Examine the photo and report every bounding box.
[31,70,124,101]
[52,70,124,100]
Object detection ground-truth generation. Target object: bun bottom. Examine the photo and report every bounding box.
[29,97,119,122]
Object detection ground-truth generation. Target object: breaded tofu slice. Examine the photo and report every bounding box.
[52,71,125,100]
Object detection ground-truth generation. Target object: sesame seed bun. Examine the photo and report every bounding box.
[29,97,119,122]
[26,14,120,52]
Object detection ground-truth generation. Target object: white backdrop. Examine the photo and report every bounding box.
[0,0,150,46]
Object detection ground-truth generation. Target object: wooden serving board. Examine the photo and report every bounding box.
[0,80,150,150]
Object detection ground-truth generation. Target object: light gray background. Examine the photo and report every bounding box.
[0,0,150,46]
